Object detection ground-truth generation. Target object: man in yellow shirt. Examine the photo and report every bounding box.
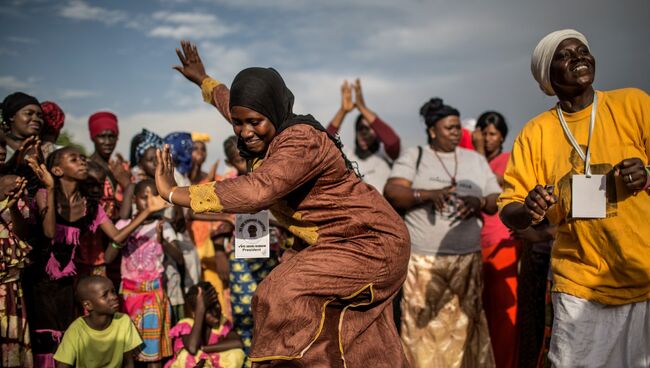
[499,29,650,367]
[54,276,142,368]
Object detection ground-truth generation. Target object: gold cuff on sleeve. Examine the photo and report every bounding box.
[200,77,222,104]
[189,181,223,213]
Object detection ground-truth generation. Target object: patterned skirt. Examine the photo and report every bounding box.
[1,280,32,368]
[122,278,172,362]
[401,252,495,368]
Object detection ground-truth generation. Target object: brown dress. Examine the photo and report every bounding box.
[189,121,411,367]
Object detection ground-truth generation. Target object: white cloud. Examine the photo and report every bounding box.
[59,89,100,99]
[59,0,127,25]
[0,75,31,90]
[149,11,233,40]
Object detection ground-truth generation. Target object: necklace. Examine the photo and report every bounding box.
[432,147,457,186]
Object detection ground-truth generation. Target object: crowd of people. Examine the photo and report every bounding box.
[0,28,648,368]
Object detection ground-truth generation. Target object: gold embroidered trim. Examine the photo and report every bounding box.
[269,201,319,246]
[189,181,223,213]
[249,283,375,364]
[200,77,221,104]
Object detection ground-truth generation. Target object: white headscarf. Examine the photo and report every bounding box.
[531,29,589,96]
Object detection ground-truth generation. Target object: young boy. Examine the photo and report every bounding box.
[53,275,142,368]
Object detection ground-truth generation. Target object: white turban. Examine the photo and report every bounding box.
[531,29,589,96]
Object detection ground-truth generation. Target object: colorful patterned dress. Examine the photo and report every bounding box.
[0,198,33,367]
[165,318,245,368]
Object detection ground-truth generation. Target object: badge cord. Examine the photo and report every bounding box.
[556,93,598,178]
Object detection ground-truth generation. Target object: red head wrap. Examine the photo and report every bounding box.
[41,101,65,137]
[88,111,119,140]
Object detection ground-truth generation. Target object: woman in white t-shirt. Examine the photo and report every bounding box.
[385,97,501,368]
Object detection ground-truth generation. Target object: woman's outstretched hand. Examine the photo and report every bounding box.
[173,40,209,86]
[155,145,179,201]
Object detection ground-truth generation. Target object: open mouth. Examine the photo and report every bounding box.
[571,63,590,72]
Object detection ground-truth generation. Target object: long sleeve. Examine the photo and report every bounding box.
[326,122,340,136]
[189,125,329,214]
[201,77,232,123]
[371,116,400,160]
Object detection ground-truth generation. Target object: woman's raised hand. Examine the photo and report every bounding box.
[155,145,179,201]
[353,78,366,109]
[341,81,354,113]
[26,156,54,189]
[173,40,209,86]
[0,176,27,214]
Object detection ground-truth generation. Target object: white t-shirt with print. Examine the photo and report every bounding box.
[390,145,501,256]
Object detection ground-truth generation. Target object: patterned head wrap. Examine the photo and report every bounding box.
[41,101,65,138]
[164,132,193,175]
[531,29,590,96]
[135,129,163,163]
[88,111,119,140]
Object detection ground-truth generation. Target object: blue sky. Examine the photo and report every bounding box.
[1,0,649,168]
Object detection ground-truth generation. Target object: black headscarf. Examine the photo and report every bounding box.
[1,92,40,124]
[229,67,357,173]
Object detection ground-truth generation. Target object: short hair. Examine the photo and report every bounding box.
[476,111,509,139]
[135,178,157,196]
[76,275,111,302]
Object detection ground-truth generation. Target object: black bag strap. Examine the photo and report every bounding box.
[415,146,423,173]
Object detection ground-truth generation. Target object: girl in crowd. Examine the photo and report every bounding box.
[105,179,182,367]
[24,147,168,366]
[163,132,201,294]
[474,111,520,368]
[0,175,32,367]
[384,98,501,367]
[326,79,401,192]
[166,282,245,368]
[187,133,233,321]
[158,40,410,367]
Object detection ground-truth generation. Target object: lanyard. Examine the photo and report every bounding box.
[556,93,598,177]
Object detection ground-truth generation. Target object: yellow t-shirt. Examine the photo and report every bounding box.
[54,313,143,367]
[499,88,650,305]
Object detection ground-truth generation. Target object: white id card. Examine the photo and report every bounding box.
[572,175,606,218]
[235,211,270,259]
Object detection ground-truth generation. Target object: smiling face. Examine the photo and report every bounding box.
[10,104,43,139]
[230,106,277,156]
[550,38,596,97]
[92,130,118,160]
[429,115,461,152]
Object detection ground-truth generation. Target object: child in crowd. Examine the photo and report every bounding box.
[53,275,142,368]
[0,174,32,368]
[166,282,244,368]
[104,179,183,367]
[25,147,168,366]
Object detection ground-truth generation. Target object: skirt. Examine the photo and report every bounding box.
[122,278,172,362]
[401,252,495,368]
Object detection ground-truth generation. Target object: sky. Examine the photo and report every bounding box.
[1,0,649,170]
